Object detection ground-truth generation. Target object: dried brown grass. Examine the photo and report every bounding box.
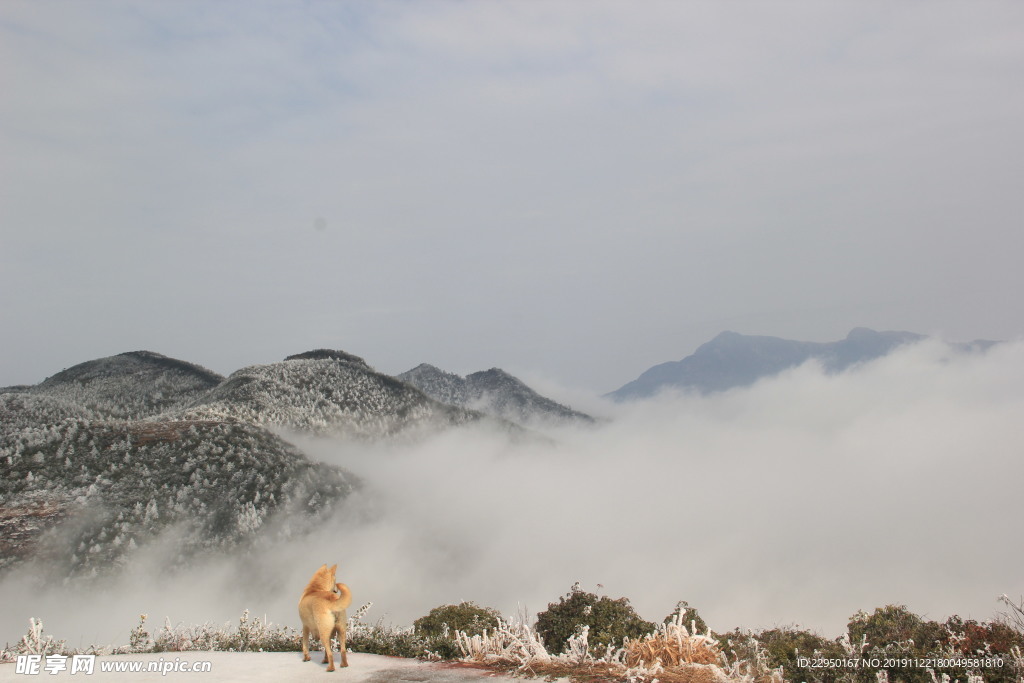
[495,659,730,683]
[638,664,728,683]
[625,620,724,668]
[479,658,728,683]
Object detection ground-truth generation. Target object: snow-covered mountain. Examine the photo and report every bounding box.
[175,350,502,438]
[28,350,225,419]
[0,413,355,577]
[397,364,594,427]
[0,347,526,577]
[607,327,998,400]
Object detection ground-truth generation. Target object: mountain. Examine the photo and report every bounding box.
[397,364,594,427]
[0,347,538,579]
[0,414,355,577]
[27,350,225,420]
[0,350,363,578]
[607,328,997,400]
[176,351,494,438]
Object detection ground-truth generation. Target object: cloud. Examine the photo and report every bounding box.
[2,2,1024,388]
[3,340,1020,647]
[300,339,1024,634]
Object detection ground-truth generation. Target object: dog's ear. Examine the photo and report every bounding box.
[330,564,338,576]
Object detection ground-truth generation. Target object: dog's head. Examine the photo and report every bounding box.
[307,563,338,592]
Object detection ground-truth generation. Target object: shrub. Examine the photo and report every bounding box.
[942,615,1024,683]
[945,615,1010,655]
[663,600,708,634]
[345,620,429,658]
[347,619,465,660]
[413,601,501,638]
[342,602,470,660]
[745,627,845,683]
[148,610,300,652]
[844,605,1024,683]
[6,618,67,659]
[847,604,942,654]
[534,583,655,654]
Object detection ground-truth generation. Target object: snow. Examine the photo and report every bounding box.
[0,652,518,682]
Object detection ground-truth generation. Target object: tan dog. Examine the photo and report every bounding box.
[299,563,352,671]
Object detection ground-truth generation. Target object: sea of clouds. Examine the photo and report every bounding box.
[3,338,1022,648]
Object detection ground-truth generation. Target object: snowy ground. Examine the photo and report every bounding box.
[0,652,523,682]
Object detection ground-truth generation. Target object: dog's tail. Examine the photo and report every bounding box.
[334,583,352,610]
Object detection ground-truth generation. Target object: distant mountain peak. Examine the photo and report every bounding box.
[608,328,992,400]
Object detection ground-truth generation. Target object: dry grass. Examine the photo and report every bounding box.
[544,660,728,683]
[625,620,724,668]
[634,664,729,683]
[477,658,734,683]
[456,656,729,683]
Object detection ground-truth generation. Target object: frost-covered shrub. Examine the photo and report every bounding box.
[664,600,709,634]
[941,614,1024,683]
[346,620,429,658]
[848,604,940,653]
[107,611,302,655]
[717,626,842,683]
[414,601,502,638]
[8,619,67,658]
[534,583,655,654]
[343,602,444,658]
[944,615,1024,657]
[227,610,300,652]
[127,614,153,652]
[713,629,793,683]
[714,605,1024,683]
[0,619,107,663]
[843,605,948,682]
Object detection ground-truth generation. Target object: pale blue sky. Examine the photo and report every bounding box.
[3,1,1023,392]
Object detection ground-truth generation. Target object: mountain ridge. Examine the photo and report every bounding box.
[397,363,594,427]
[607,328,998,400]
[175,355,496,438]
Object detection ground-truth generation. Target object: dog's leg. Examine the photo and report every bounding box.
[338,624,348,668]
[319,620,335,671]
[301,626,311,662]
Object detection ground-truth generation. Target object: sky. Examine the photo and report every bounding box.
[2,1,1024,394]
[2,340,1022,645]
